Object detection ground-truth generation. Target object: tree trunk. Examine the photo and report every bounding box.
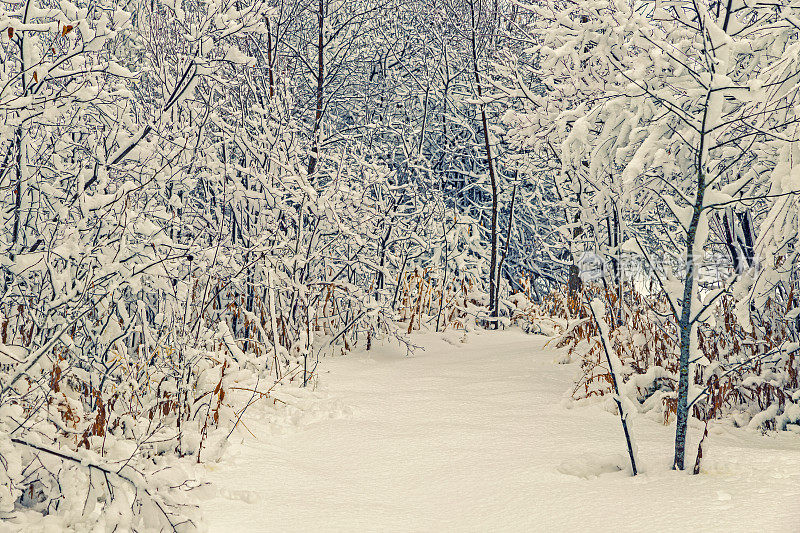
[307,0,325,180]
[496,183,517,320]
[674,163,706,469]
[470,0,499,329]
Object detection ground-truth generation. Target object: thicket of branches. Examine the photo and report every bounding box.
[2,0,800,528]
[495,0,800,473]
[0,0,543,528]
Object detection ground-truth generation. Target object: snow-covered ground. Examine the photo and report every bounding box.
[202,329,800,532]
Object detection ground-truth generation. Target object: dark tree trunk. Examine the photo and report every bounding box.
[307,0,325,180]
[470,0,499,329]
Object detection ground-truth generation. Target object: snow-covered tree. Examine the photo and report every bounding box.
[498,0,800,469]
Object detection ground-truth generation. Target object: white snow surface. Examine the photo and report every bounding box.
[202,329,800,532]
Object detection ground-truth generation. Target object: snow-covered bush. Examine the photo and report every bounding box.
[555,284,800,435]
[0,0,527,526]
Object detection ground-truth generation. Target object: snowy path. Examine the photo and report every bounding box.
[203,330,800,532]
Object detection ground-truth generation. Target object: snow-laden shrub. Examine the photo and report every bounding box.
[0,0,439,528]
[549,285,800,433]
